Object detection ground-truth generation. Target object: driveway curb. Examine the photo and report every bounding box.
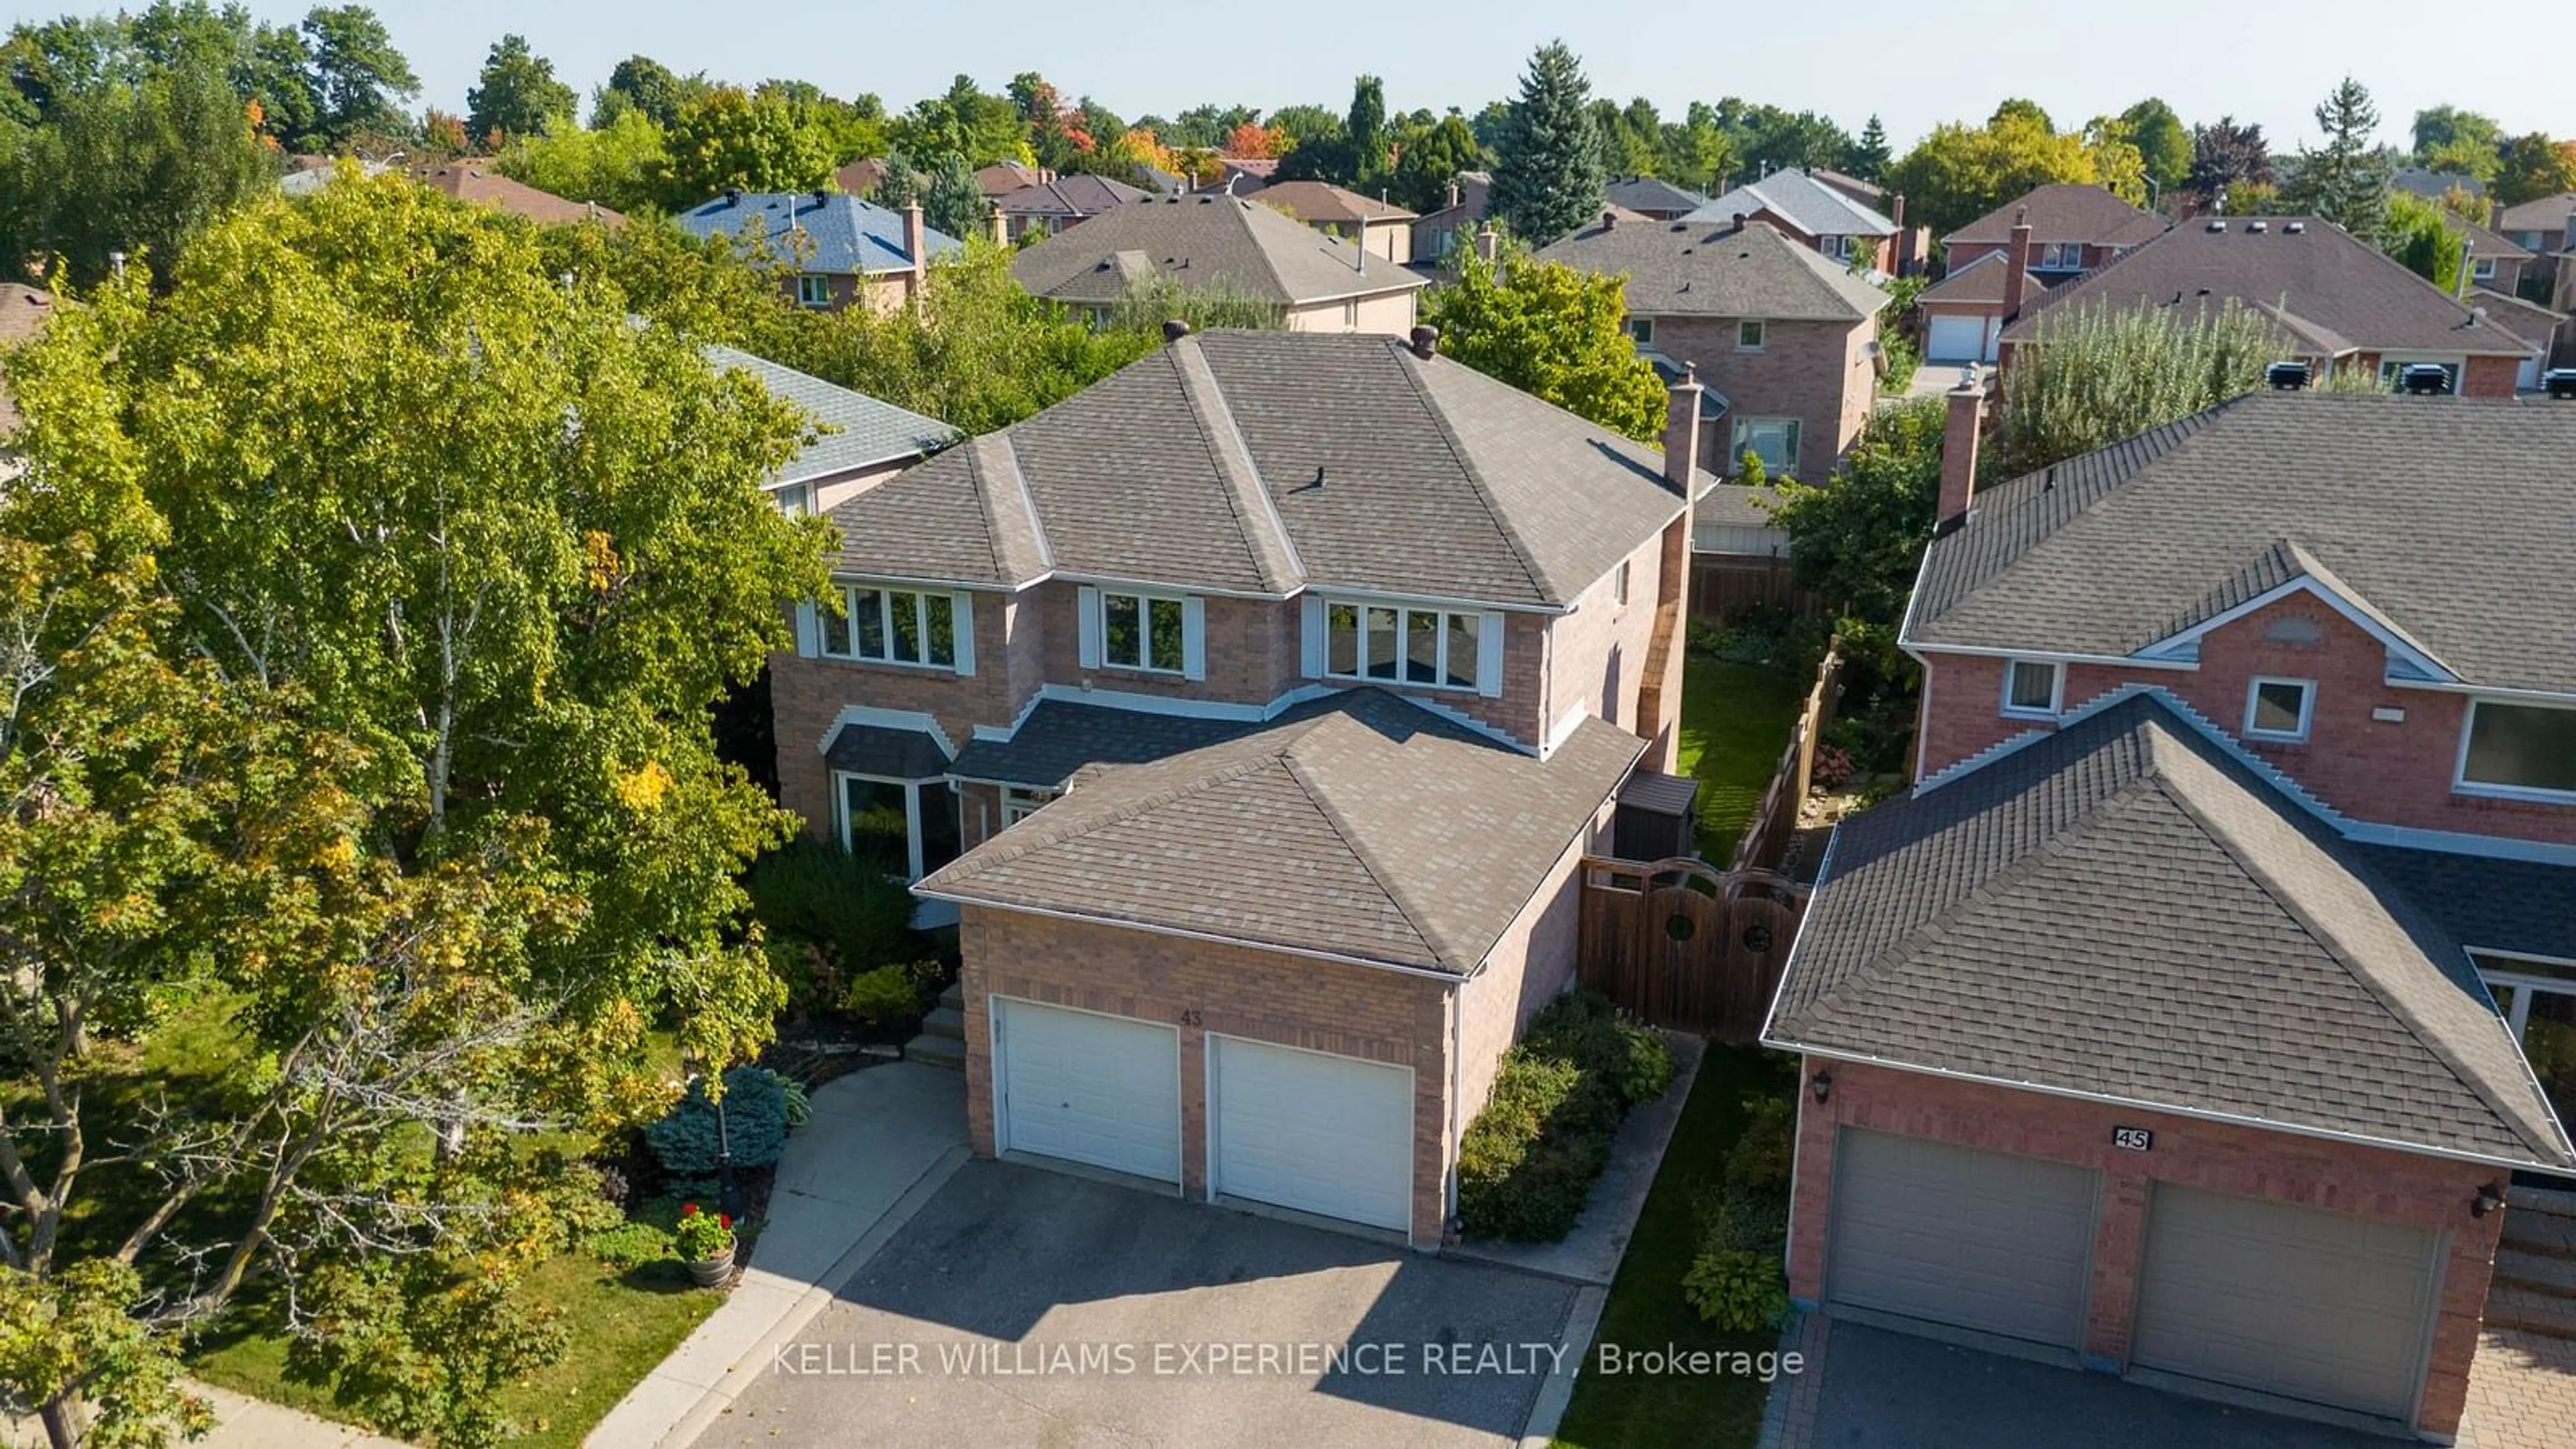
[1518,1284,1608,1448]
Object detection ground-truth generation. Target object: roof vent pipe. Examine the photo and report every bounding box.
[1161,319,1191,343]
[1409,325,1440,360]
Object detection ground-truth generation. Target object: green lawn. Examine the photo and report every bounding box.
[1675,659,1813,861]
[1551,1046,1792,1449]
[191,1251,721,1448]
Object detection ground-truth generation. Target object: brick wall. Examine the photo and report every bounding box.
[1542,530,1670,742]
[1651,315,1877,478]
[1786,1059,2504,1437]
[957,906,1458,1246]
[1915,596,2576,848]
[1034,581,1301,705]
[1455,811,1607,1114]
[2461,353,2522,398]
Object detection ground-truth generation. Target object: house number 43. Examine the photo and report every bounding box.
[2112,1126,2154,1152]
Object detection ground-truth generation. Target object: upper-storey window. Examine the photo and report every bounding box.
[1324,602,1481,690]
[1077,585,1204,680]
[1736,319,1768,352]
[818,583,969,672]
[2458,700,2576,800]
[2033,242,2083,269]
[796,274,833,308]
[1627,316,1656,346]
[2244,677,2315,742]
[2002,658,2061,718]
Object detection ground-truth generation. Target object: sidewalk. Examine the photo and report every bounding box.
[1,1380,410,1449]
[584,1060,970,1449]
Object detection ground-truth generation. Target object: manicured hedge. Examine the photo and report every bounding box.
[1457,991,1675,1242]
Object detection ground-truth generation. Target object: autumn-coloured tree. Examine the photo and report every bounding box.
[1221,121,1281,159]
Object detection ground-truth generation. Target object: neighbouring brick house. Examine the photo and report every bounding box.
[2495,191,2576,303]
[1604,176,1709,221]
[1764,386,2576,1440]
[987,172,1152,242]
[1010,195,1426,334]
[1537,213,1886,478]
[768,327,1711,1247]
[1252,180,1417,264]
[1411,172,1492,268]
[710,346,951,515]
[675,191,964,315]
[1996,216,2543,395]
[1682,168,1910,274]
[2451,212,2538,297]
[1919,184,2167,363]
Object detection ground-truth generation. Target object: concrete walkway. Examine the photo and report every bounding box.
[3,1380,411,1449]
[584,1061,970,1449]
[1446,1032,1704,1287]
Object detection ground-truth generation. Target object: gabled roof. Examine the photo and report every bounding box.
[834,158,888,197]
[994,174,1151,220]
[918,689,1645,974]
[705,346,952,486]
[1010,195,1426,308]
[1605,176,1711,215]
[2466,286,2567,350]
[1909,392,2576,692]
[2449,212,2533,261]
[409,164,623,226]
[1766,692,2573,1169]
[1534,215,1890,323]
[976,161,1042,198]
[674,192,963,277]
[2000,216,2537,356]
[1254,180,1418,225]
[1942,182,2167,250]
[822,330,1702,605]
[2495,192,2576,233]
[1916,248,2045,305]
[1682,169,1896,239]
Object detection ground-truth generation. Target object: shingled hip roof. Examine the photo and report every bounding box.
[1764,691,2573,1170]
[821,329,1701,606]
[1907,392,2576,694]
[1008,195,1426,308]
[675,192,963,276]
[916,689,1645,975]
[1941,182,2167,249]
[1682,170,1896,238]
[1534,216,1890,323]
[704,345,953,484]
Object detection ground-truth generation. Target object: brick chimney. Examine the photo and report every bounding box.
[1937,370,1987,528]
[1889,192,1909,274]
[1664,362,1704,490]
[1473,221,1499,264]
[1446,179,1461,211]
[987,202,1008,247]
[902,199,928,307]
[2003,208,2033,318]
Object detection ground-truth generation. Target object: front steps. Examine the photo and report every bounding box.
[2492,1187,2576,1340]
[903,981,967,1070]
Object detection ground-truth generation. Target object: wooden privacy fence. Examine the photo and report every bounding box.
[1689,556,1829,624]
[1732,643,1847,873]
[1578,856,1807,1041]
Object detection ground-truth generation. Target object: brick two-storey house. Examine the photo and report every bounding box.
[1010,195,1426,335]
[1537,213,1886,480]
[1762,386,2576,1440]
[676,191,964,314]
[768,327,1711,1247]
[1919,184,2168,363]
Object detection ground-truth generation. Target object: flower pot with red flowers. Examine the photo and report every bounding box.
[675,1203,737,1287]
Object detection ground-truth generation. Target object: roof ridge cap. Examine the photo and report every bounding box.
[969,430,1054,579]
[1277,735,1454,967]
[2144,736,2567,1161]
[1386,346,1556,602]
[1170,337,1305,591]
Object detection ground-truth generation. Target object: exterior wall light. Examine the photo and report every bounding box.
[2473,1182,2506,1218]
[1811,1070,1833,1105]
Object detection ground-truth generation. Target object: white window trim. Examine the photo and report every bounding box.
[1321,599,1489,694]
[2472,257,2498,280]
[1611,560,1632,611]
[2000,657,2064,720]
[1092,588,1192,676]
[1627,316,1656,345]
[1731,415,1801,474]
[1000,786,1057,827]
[833,771,955,882]
[1736,318,1768,352]
[819,582,973,674]
[2453,696,2576,804]
[796,274,833,308]
[2243,676,2316,743]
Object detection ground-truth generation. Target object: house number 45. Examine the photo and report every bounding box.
[2112,1126,2154,1152]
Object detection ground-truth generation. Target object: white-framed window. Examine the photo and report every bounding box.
[1095,590,1186,674]
[1324,600,1483,690]
[1731,415,1800,475]
[837,772,963,881]
[2479,953,2576,1130]
[1000,786,1057,826]
[2456,698,2576,801]
[2034,242,2083,269]
[1736,318,1767,352]
[1817,234,1851,261]
[1627,316,1656,346]
[2243,676,2315,742]
[2001,658,2062,718]
[796,274,833,308]
[2472,256,2498,280]
[774,482,814,517]
[820,583,962,670]
[1612,560,1631,608]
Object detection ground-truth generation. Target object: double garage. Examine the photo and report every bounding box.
[1823,1130,2445,1427]
[987,997,1417,1234]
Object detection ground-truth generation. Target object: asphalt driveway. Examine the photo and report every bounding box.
[710,1160,1580,1448]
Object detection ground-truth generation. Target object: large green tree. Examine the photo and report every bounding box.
[873,149,986,241]
[1766,396,1945,627]
[2381,189,2467,294]
[1846,114,1891,183]
[299,5,416,148]
[494,108,669,215]
[2493,133,2576,207]
[0,175,819,1446]
[1489,41,1605,248]
[593,53,704,129]
[888,74,1029,167]
[2286,76,2391,242]
[2410,104,2504,179]
[1885,109,2098,238]
[1387,111,1485,213]
[464,33,576,147]
[2118,97,2193,193]
[1422,244,1664,439]
[655,85,835,205]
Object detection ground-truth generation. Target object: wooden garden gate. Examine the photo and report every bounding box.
[1576,856,1807,1042]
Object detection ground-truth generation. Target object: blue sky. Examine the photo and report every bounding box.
[209,0,2573,153]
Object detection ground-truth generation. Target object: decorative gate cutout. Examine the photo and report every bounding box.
[1577,856,1807,1041]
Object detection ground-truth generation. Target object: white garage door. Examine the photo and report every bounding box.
[1825,1130,2100,1348]
[2133,1184,2439,1421]
[1925,313,1997,364]
[1209,1036,1413,1232]
[992,999,1180,1183]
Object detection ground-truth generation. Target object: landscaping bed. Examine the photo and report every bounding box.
[1458,993,1676,1242]
[1551,1045,1801,1449]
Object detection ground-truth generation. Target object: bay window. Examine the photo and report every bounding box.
[820,584,961,670]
